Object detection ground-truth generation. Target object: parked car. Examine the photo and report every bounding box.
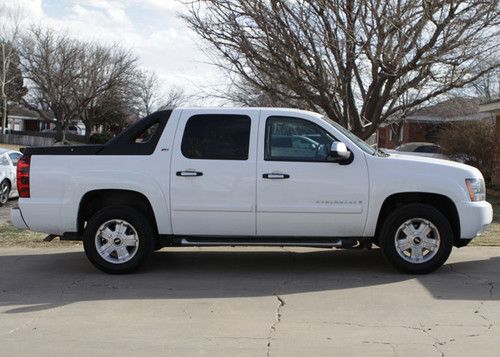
[42,125,85,136]
[11,108,492,274]
[0,148,22,205]
[389,142,447,159]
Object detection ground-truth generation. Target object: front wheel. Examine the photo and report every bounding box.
[379,203,453,274]
[0,180,10,206]
[83,206,154,274]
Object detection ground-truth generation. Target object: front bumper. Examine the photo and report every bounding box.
[10,208,29,230]
[459,200,493,239]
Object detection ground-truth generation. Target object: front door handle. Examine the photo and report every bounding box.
[176,171,203,177]
[263,173,290,179]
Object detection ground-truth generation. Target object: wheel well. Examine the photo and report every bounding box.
[78,189,158,236]
[374,192,460,246]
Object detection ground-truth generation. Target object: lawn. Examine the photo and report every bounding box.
[470,192,500,246]
[0,194,498,247]
[0,223,80,248]
[0,144,23,152]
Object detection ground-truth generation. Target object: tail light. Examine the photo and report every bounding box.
[17,155,31,198]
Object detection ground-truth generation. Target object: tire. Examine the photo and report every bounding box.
[0,180,10,206]
[83,206,155,274]
[379,203,453,274]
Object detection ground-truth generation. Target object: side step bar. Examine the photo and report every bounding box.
[178,237,370,249]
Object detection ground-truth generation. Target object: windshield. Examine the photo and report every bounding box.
[322,117,376,155]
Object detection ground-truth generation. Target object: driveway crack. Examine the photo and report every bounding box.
[266,294,285,357]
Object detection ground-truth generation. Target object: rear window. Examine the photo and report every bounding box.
[181,114,251,160]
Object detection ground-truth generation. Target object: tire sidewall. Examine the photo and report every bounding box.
[380,203,453,274]
[0,180,10,205]
[83,206,154,274]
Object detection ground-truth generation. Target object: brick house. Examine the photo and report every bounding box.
[378,98,494,149]
[480,99,500,186]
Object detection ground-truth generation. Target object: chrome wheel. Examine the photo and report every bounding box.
[94,219,139,264]
[394,218,440,264]
[0,181,10,204]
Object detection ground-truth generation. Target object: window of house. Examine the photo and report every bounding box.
[265,116,335,162]
[181,114,251,160]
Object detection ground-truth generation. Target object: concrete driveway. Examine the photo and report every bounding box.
[0,246,499,356]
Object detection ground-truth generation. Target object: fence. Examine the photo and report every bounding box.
[0,131,86,147]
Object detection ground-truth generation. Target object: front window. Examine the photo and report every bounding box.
[265,116,335,162]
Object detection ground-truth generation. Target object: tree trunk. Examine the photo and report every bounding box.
[1,95,7,134]
[84,121,92,143]
[55,121,63,142]
[61,122,67,144]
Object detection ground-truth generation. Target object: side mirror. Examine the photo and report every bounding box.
[329,142,351,162]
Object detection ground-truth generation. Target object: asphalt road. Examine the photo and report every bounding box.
[0,246,499,356]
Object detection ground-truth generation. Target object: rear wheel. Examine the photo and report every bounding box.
[0,180,10,206]
[83,206,154,274]
[379,203,453,274]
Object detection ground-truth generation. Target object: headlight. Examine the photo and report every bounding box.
[465,178,485,201]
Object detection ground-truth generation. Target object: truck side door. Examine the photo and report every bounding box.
[256,111,369,237]
[170,109,259,236]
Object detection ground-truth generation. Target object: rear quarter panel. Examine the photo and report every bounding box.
[19,110,180,235]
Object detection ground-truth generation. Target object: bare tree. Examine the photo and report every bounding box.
[135,70,188,116]
[157,87,187,110]
[77,43,138,140]
[0,6,26,133]
[135,69,160,116]
[470,59,500,101]
[21,27,137,142]
[184,0,500,139]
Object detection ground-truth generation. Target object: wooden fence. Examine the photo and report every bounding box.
[0,131,86,147]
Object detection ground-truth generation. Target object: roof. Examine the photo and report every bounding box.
[479,98,500,114]
[7,105,55,121]
[404,98,494,123]
[8,105,39,118]
[178,107,323,119]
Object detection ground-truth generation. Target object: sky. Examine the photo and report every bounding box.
[0,0,225,104]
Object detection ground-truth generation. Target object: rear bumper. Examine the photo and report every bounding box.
[459,201,493,239]
[10,208,29,230]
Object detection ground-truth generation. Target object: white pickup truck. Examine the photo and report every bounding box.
[11,108,492,274]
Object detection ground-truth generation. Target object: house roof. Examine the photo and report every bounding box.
[8,105,39,118]
[479,98,500,115]
[7,104,55,121]
[404,98,494,123]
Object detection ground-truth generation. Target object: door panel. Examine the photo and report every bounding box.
[256,112,369,237]
[170,109,259,236]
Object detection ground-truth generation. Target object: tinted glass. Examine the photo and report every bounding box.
[135,123,159,143]
[265,116,335,161]
[181,114,251,160]
[8,152,21,166]
[415,145,440,153]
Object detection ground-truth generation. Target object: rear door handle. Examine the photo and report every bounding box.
[263,173,290,179]
[176,171,203,177]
